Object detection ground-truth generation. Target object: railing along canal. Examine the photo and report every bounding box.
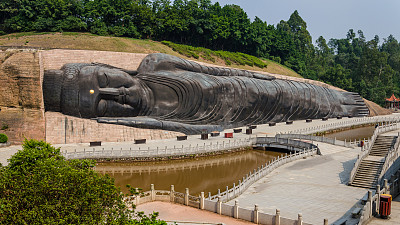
[63,136,319,160]
[207,147,318,202]
[124,146,319,224]
[63,138,253,160]
[288,116,400,135]
[275,133,370,148]
[125,183,313,225]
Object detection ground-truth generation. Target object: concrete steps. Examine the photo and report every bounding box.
[351,160,384,189]
[369,136,396,157]
[350,135,396,189]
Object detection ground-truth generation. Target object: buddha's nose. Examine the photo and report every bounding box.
[99,88,128,104]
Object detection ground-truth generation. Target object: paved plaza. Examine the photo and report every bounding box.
[227,142,367,224]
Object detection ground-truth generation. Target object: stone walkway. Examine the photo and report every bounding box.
[136,201,253,225]
[227,142,367,225]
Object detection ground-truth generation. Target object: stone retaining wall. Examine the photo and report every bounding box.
[46,112,182,144]
[0,50,45,144]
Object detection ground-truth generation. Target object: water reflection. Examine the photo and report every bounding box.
[324,125,375,141]
[95,149,283,196]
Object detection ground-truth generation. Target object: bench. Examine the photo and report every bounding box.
[268,122,276,126]
[201,133,208,140]
[351,208,362,218]
[337,116,343,119]
[361,195,369,204]
[211,132,220,137]
[134,139,146,144]
[233,128,242,133]
[332,218,347,225]
[249,125,257,129]
[286,120,293,125]
[322,117,329,121]
[90,141,101,147]
[177,135,187,141]
[225,133,233,138]
[306,119,312,123]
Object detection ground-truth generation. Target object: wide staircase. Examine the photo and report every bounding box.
[351,136,397,189]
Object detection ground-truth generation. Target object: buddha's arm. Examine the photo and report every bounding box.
[95,117,224,135]
[137,53,275,80]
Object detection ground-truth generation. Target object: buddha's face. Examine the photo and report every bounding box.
[78,66,143,118]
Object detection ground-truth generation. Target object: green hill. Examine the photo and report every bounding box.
[0,32,301,78]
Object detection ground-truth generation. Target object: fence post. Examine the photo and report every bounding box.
[150,184,155,201]
[170,185,175,202]
[217,196,222,215]
[297,213,303,225]
[226,186,229,201]
[234,200,239,219]
[200,192,205,209]
[384,179,389,194]
[135,188,141,206]
[185,188,189,206]
[368,190,372,218]
[376,184,381,213]
[253,204,259,224]
[275,209,280,225]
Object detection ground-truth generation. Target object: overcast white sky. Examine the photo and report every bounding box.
[210,0,400,44]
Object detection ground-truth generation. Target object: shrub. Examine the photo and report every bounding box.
[0,139,166,224]
[1,124,8,130]
[0,133,7,143]
[162,41,267,69]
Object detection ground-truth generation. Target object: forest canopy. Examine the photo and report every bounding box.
[1,0,399,105]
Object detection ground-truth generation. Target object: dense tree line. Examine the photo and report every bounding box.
[1,0,399,105]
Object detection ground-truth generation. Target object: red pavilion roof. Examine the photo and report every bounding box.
[386,94,400,102]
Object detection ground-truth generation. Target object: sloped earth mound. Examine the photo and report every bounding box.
[364,99,392,116]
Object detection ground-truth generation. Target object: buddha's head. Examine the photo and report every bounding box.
[43,63,150,118]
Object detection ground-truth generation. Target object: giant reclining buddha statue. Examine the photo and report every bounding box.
[43,53,369,134]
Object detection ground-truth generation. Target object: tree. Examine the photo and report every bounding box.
[0,139,166,225]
